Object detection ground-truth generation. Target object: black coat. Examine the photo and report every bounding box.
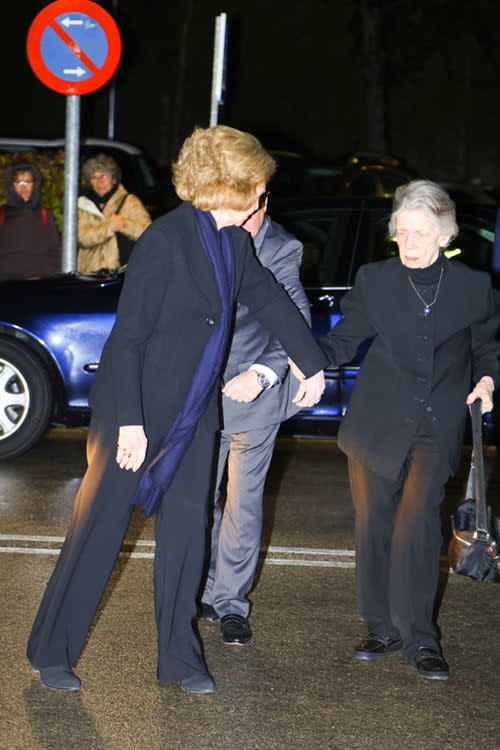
[91,201,328,456]
[321,256,500,479]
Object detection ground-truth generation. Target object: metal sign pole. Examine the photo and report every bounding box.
[107,0,119,138]
[62,94,80,273]
[209,13,227,126]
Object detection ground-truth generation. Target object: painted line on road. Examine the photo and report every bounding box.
[0,534,355,555]
[0,534,356,568]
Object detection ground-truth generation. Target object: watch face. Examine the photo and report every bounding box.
[258,372,270,389]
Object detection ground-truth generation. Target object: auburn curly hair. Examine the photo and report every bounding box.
[172,125,276,211]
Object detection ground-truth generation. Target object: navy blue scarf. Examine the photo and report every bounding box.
[131,209,235,517]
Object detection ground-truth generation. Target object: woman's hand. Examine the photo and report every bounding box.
[116,425,148,471]
[109,213,126,233]
[466,376,495,413]
[292,370,325,407]
[288,357,305,381]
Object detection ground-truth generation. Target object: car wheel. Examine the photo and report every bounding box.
[0,339,53,460]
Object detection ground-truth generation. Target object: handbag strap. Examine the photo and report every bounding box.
[469,399,489,539]
[114,193,129,214]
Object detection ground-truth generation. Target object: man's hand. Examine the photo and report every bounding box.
[292,370,325,407]
[116,425,148,471]
[466,375,495,413]
[222,370,264,403]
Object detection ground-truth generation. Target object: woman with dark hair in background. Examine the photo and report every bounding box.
[0,162,60,279]
[77,152,151,274]
[27,125,327,695]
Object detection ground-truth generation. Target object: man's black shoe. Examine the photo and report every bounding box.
[220,614,252,645]
[409,647,449,681]
[198,603,219,621]
[353,633,402,661]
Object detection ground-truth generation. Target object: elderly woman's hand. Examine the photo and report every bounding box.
[116,425,148,471]
[466,376,495,413]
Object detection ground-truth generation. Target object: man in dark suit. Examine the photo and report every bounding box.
[200,194,310,644]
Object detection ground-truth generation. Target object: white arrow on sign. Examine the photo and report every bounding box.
[61,17,84,28]
[63,66,86,77]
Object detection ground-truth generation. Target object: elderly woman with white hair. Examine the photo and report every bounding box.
[77,153,151,274]
[318,179,499,680]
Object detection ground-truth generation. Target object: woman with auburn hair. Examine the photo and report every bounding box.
[27,125,327,695]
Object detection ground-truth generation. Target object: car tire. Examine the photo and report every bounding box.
[0,339,53,460]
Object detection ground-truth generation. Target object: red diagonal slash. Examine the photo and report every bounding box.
[49,18,101,75]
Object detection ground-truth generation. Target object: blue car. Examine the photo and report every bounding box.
[0,197,498,459]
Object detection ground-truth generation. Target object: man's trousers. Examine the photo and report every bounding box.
[202,423,280,617]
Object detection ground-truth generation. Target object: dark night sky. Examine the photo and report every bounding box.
[3,1,500,184]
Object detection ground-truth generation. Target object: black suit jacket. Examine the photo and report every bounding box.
[91,201,328,456]
[322,256,500,479]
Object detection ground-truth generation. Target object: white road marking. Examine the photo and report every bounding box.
[0,534,356,568]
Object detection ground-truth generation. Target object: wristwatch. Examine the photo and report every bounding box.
[255,371,271,390]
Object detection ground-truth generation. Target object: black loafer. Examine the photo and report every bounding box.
[37,666,81,691]
[198,603,219,621]
[353,633,402,661]
[409,647,449,681]
[220,614,252,645]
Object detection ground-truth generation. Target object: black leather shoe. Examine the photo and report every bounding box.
[409,647,449,680]
[198,603,219,621]
[353,633,402,661]
[38,666,81,691]
[180,673,216,694]
[220,614,252,645]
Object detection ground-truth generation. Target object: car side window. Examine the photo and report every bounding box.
[277,210,359,286]
[444,223,494,273]
[360,209,396,267]
[347,173,377,197]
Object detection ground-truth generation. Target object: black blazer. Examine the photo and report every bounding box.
[321,256,500,479]
[91,201,328,456]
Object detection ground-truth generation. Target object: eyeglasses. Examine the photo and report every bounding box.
[257,190,270,210]
[14,180,34,186]
[90,173,112,182]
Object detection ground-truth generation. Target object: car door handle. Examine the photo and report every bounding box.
[317,294,336,307]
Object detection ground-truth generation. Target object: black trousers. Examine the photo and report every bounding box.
[27,417,217,683]
[348,435,450,659]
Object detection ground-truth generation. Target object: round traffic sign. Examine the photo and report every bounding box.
[26,0,122,95]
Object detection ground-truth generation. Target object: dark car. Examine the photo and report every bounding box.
[272,197,500,438]
[269,151,416,200]
[0,197,498,460]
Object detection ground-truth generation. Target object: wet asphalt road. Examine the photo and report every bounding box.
[0,429,499,750]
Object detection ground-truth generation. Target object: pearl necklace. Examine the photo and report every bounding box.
[408,267,444,316]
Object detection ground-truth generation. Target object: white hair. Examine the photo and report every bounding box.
[388,179,458,246]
